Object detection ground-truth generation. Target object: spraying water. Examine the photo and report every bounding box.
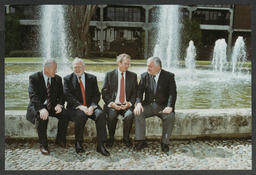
[211,39,228,72]
[40,5,69,65]
[185,40,196,71]
[231,36,247,73]
[153,5,181,69]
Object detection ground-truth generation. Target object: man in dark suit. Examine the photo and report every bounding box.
[64,58,110,156]
[134,56,177,152]
[102,53,137,148]
[26,59,69,155]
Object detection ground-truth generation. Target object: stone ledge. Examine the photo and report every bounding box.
[5,108,252,140]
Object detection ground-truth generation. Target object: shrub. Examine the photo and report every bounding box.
[9,50,40,57]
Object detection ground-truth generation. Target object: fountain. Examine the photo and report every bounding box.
[153,5,181,69]
[185,40,196,71]
[40,5,70,66]
[211,39,228,72]
[231,36,247,73]
[4,5,251,111]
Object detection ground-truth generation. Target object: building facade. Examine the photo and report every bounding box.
[5,4,251,60]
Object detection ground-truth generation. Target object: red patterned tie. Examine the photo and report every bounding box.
[119,72,125,104]
[79,76,86,106]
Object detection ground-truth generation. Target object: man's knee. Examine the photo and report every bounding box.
[162,112,175,122]
[95,109,106,121]
[124,110,134,121]
[69,110,87,124]
[107,109,118,121]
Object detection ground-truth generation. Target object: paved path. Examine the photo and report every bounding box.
[5,139,251,170]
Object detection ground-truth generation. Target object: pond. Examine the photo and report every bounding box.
[5,63,251,110]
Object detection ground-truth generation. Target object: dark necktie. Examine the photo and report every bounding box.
[119,72,125,104]
[46,78,52,110]
[79,76,86,106]
[152,75,157,94]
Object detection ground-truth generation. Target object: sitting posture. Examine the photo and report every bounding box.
[134,56,177,152]
[102,53,138,148]
[26,59,69,155]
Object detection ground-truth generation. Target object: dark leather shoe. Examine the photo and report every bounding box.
[134,140,147,151]
[97,144,110,156]
[161,143,169,152]
[106,138,114,148]
[123,138,133,147]
[75,141,85,153]
[40,146,50,155]
[55,140,66,148]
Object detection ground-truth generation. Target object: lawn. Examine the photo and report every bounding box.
[4,57,251,68]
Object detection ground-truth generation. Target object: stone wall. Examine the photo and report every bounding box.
[5,108,251,140]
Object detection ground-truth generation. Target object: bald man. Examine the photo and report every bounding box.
[26,59,69,155]
[64,58,110,156]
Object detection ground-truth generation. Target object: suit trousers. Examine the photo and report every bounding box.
[134,102,175,144]
[36,107,69,147]
[69,108,107,144]
[106,108,134,141]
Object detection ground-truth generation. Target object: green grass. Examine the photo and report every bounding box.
[4,57,146,64]
[5,57,252,68]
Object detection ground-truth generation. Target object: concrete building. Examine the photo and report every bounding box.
[5,4,251,60]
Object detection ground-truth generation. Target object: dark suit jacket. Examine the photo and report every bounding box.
[26,71,65,124]
[136,69,177,112]
[102,69,138,109]
[64,72,100,110]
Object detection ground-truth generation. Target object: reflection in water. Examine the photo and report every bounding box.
[5,64,251,110]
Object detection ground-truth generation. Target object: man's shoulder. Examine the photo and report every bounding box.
[106,69,116,76]
[127,70,137,77]
[29,71,42,79]
[161,69,175,77]
[140,72,148,78]
[64,73,74,80]
[54,74,63,82]
[85,72,97,80]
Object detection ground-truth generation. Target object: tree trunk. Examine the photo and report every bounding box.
[66,5,97,58]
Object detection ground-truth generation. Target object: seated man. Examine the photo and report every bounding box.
[134,56,177,153]
[102,53,138,148]
[26,59,69,155]
[64,58,110,156]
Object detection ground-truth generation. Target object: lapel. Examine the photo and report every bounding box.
[113,69,118,93]
[156,70,164,94]
[83,72,88,94]
[39,71,47,94]
[72,72,79,90]
[125,71,129,95]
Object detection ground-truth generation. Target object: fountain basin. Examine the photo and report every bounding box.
[5,63,251,110]
[5,108,251,140]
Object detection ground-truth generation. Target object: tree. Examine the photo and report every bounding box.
[5,14,22,56]
[66,5,97,58]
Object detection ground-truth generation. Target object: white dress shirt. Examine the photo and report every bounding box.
[154,70,161,85]
[42,70,51,105]
[108,69,132,107]
[77,73,85,88]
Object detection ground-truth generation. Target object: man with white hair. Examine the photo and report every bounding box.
[26,59,69,155]
[134,56,177,153]
[64,58,110,156]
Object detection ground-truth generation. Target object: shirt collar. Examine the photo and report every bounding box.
[43,70,50,81]
[117,68,126,76]
[154,70,161,79]
[77,72,85,81]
